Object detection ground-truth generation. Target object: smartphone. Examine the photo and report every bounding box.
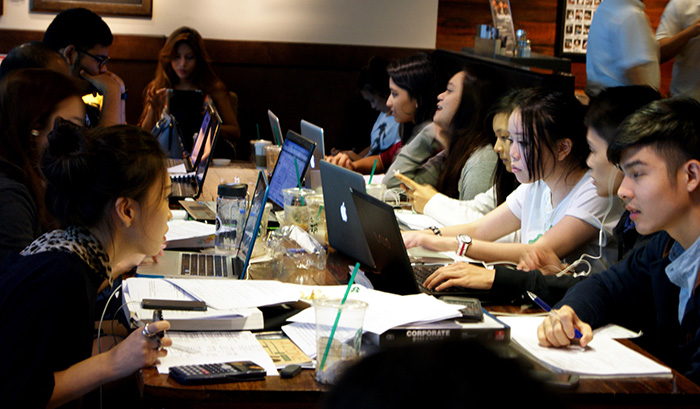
[169,361,266,385]
[141,299,207,311]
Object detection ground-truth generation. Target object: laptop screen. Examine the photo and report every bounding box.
[194,105,221,184]
[267,130,316,208]
[267,109,284,146]
[235,171,269,278]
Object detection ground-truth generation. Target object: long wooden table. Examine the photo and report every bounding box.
[141,250,700,409]
[146,163,700,408]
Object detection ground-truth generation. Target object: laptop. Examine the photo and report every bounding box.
[300,119,324,190]
[170,103,222,200]
[167,89,205,153]
[267,109,284,146]
[267,130,316,210]
[320,160,375,268]
[350,187,509,302]
[137,170,269,280]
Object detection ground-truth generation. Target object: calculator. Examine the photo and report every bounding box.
[169,361,266,385]
[439,296,484,323]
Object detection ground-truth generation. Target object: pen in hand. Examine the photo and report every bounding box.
[527,291,583,339]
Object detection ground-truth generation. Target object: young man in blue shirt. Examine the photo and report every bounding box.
[538,97,700,384]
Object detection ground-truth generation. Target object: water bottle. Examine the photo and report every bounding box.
[215,183,249,253]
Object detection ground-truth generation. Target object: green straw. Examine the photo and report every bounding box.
[256,123,261,140]
[294,158,304,205]
[316,204,324,219]
[368,158,378,185]
[319,262,361,371]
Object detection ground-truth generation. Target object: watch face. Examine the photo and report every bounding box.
[458,234,472,244]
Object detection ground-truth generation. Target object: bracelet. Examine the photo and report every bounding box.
[427,226,442,236]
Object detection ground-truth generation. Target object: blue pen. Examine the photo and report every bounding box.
[527,291,583,339]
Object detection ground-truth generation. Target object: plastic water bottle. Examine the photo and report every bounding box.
[215,183,248,253]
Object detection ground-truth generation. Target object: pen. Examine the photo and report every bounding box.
[527,291,582,339]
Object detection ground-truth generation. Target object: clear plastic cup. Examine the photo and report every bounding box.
[282,187,314,231]
[314,298,368,385]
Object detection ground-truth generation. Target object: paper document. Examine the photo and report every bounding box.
[165,279,301,310]
[500,316,671,378]
[282,322,318,358]
[394,210,443,231]
[157,331,279,376]
[168,163,190,174]
[165,220,215,248]
[287,286,462,335]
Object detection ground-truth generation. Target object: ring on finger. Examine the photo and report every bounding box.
[142,326,152,337]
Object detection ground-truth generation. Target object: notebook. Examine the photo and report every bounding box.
[350,187,508,302]
[170,103,222,200]
[268,109,284,146]
[137,170,269,280]
[300,119,324,190]
[267,130,316,210]
[320,160,375,269]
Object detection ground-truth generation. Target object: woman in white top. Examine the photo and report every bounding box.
[403,88,623,286]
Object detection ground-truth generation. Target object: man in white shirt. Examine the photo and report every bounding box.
[656,0,700,100]
[585,0,660,96]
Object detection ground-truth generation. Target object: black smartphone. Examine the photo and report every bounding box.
[141,299,207,311]
[169,361,266,385]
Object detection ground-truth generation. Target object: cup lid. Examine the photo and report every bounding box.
[218,183,248,197]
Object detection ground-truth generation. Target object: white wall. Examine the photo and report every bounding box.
[0,0,438,48]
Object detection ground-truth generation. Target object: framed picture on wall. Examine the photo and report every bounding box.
[555,0,600,61]
[489,0,516,52]
[31,0,153,18]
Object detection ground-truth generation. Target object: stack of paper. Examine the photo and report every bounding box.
[165,219,215,248]
[499,316,672,378]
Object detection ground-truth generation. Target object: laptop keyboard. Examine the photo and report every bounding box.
[412,263,466,294]
[180,253,229,277]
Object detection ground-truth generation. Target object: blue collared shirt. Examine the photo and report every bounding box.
[665,235,700,324]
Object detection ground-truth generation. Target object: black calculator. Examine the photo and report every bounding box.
[439,296,484,323]
[169,360,266,385]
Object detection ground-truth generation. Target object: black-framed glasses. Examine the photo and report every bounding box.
[77,48,110,69]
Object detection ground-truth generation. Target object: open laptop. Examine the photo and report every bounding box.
[137,170,269,280]
[300,119,324,190]
[167,89,205,153]
[267,109,284,146]
[267,130,316,210]
[170,103,222,200]
[350,187,509,302]
[320,160,375,268]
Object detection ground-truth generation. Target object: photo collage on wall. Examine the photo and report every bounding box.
[562,0,600,54]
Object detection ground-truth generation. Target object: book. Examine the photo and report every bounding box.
[370,311,510,347]
[130,305,264,331]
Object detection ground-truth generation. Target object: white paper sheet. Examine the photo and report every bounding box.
[499,316,671,378]
[164,279,301,310]
[157,331,279,376]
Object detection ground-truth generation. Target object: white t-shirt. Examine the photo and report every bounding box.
[505,171,623,273]
[656,0,700,100]
[586,0,660,95]
[367,112,401,156]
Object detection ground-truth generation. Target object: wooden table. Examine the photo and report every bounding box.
[141,266,700,409]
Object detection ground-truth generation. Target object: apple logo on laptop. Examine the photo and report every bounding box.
[340,202,348,222]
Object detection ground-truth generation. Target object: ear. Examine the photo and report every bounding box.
[684,160,700,193]
[556,138,573,161]
[113,197,138,229]
[61,45,78,66]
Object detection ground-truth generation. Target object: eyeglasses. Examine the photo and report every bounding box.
[77,48,110,69]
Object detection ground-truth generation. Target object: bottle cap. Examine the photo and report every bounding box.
[218,183,248,198]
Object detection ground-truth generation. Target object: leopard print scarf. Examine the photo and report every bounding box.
[21,225,112,283]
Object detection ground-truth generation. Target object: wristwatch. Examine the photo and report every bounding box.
[456,234,472,257]
[427,226,442,236]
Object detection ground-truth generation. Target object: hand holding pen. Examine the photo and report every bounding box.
[528,291,593,348]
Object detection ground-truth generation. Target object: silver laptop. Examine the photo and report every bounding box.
[136,171,269,280]
[300,119,324,190]
[320,160,375,268]
[267,109,284,146]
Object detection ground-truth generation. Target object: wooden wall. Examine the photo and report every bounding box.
[436,0,674,94]
[0,29,422,159]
